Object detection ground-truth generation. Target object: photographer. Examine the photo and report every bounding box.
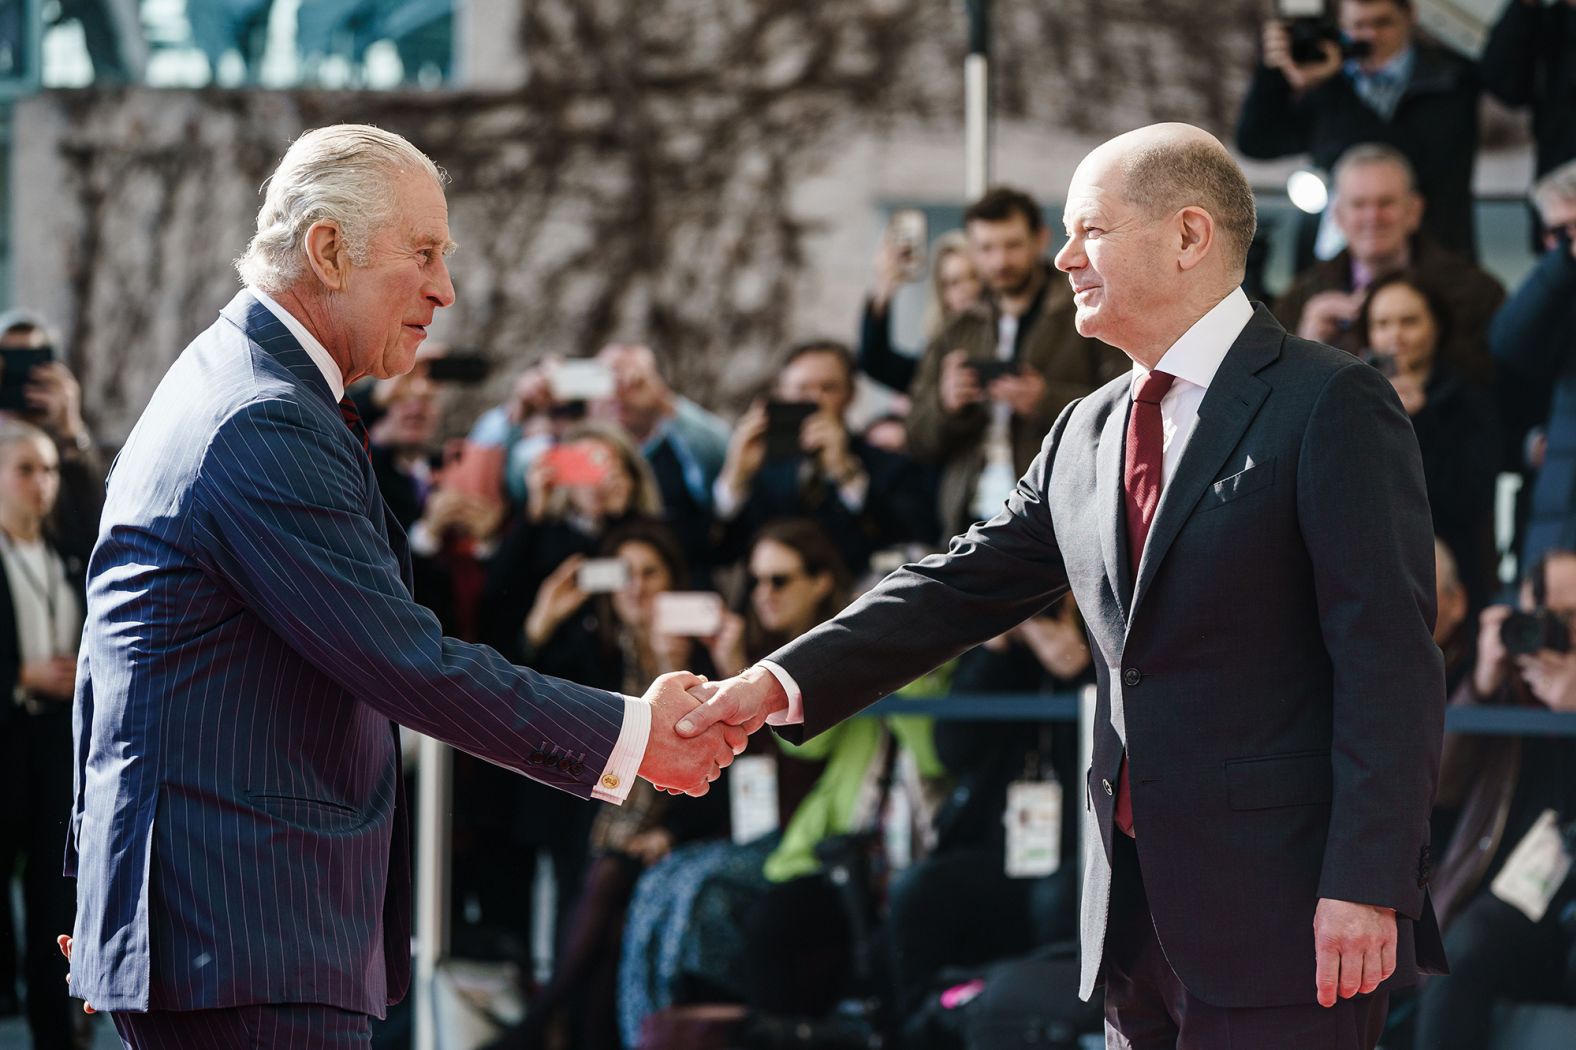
[907,187,1118,539]
[713,340,936,576]
[858,229,983,394]
[1419,551,1576,1048]
[1236,0,1481,259]
[1490,159,1576,570]
[0,312,104,561]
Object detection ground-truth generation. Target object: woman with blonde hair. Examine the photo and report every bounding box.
[858,228,983,393]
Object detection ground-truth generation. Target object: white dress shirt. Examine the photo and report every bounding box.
[762,288,1256,726]
[250,287,648,803]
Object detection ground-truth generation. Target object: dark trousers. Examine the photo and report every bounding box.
[1105,834,1389,1050]
[112,1004,372,1048]
[0,706,80,1049]
[1414,891,1572,1050]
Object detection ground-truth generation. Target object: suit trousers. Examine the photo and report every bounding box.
[1104,834,1389,1050]
[111,1005,372,1049]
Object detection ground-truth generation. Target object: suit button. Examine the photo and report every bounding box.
[1122,667,1141,687]
[601,774,621,790]
[1102,778,1114,796]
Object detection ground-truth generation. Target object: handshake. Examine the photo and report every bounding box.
[633,667,791,796]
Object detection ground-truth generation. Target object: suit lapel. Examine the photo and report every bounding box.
[1095,394,1132,620]
[1128,310,1281,622]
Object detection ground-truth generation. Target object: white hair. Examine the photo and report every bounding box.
[235,124,448,294]
[1533,158,1576,213]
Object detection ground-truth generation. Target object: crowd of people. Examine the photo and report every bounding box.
[1,0,1575,1047]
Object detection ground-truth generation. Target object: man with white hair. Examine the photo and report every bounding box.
[679,123,1447,1047]
[1271,144,1503,386]
[58,125,742,1047]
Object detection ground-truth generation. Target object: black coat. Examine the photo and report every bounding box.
[1482,0,1576,180]
[0,535,87,731]
[771,306,1447,1007]
[718,436,938,576]
[1491,246,1576,568]
[1409,362,1500,607]
[1237,42,1481,259]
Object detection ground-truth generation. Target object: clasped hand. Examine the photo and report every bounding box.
[635,671,749,796]
[637,667,789,797]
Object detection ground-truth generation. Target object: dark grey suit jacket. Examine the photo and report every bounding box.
[771,303,1448,1008]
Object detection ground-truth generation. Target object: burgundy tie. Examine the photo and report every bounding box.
[339,397,370,454]
[1114,369,1175,837]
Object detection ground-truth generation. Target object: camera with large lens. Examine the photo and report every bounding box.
[1500,608,1572,656]
[1285,19,1374,64]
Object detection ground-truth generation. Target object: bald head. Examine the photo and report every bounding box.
[1085,124,1257,277]
[1056,124,1257,363]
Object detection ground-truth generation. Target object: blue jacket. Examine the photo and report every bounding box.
[66,291,628,1016]
[1490,248,1576,568]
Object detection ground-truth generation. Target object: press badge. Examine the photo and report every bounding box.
[1004,779,1062,878]
[1490,809,1573,923]
[728,755,779,846]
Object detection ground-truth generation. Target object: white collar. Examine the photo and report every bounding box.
[247,286,347,402]
[1130,287,1254,394]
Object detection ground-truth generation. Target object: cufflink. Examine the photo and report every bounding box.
[601,774,620,790]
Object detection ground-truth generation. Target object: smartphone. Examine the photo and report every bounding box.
[0,346,54,414]
[577,558,630,595]
[653,592,725,638]
[540,442,612,487]
[970,359,1020,385]
[441,441,505,505]
[886,209,928,284]
[765,401,818,462]
[550,359,616,402]
[426,353,490,384]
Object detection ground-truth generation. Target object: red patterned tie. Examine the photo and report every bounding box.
[1114,369,1174,837]
[339,397,370,454]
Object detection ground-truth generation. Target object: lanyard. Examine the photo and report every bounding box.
[0,532,59,648]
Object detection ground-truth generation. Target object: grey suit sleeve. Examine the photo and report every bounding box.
[1298,362,1445,919]
[769,400,1078,741]
[189,397,629,798]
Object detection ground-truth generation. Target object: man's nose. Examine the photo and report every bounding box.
[1054,238,1081,273]
[427,257,457,308]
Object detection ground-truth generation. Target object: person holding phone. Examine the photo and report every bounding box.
[858,228,983,393]
[0,419,87,1049]
[907,186,1120,540]
[489,520,737,1050]
[714,340,937,575]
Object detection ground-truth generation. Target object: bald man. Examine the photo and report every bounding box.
[679,124,1447,1047]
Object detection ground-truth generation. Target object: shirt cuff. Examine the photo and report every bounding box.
[591,693,652,804]
[758,661,804,726]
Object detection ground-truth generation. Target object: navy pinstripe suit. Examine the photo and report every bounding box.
[65,291,629,1019]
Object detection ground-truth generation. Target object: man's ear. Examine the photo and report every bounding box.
[1176,206,1216,273]
[303,219,351,292]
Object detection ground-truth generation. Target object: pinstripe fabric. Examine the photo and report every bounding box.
[66,291,629,1018]
[113,1003,372,1048]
